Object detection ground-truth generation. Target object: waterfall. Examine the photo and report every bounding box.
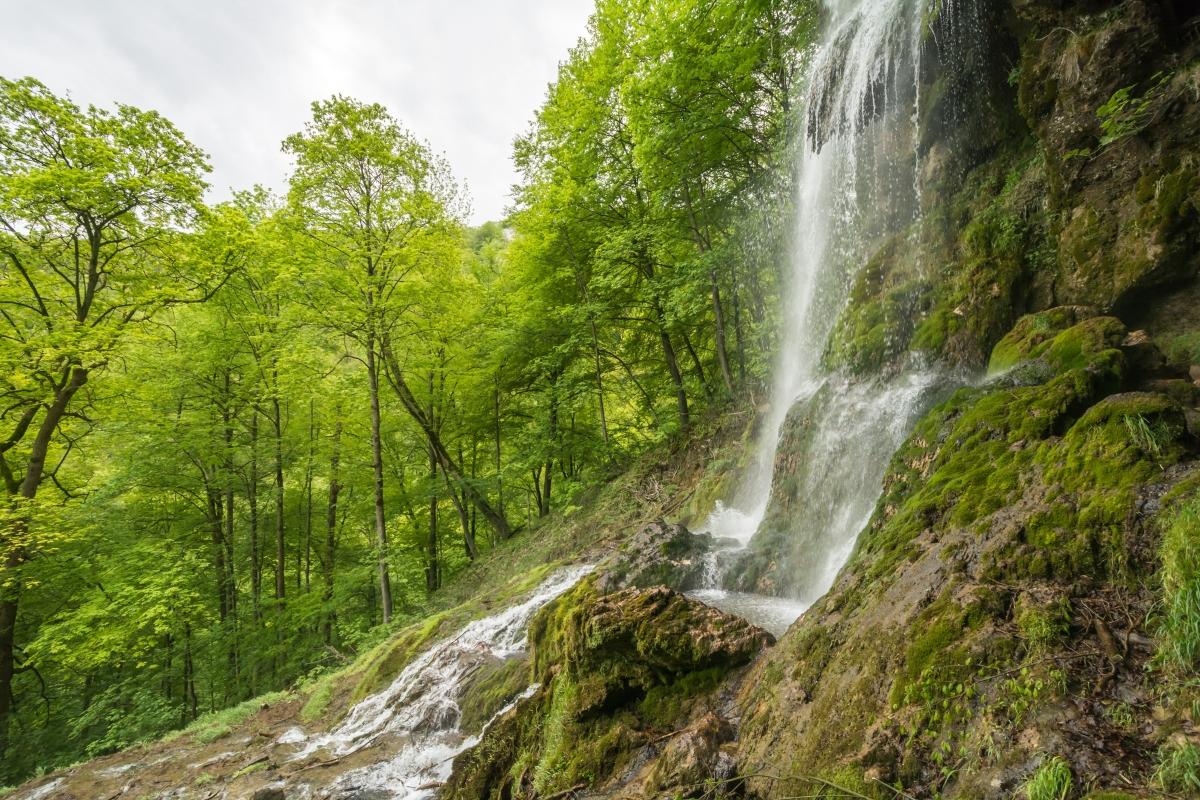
[696,0,973,617]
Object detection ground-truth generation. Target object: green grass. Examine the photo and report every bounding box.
[161,690,292,745]
[1023,756,1073,800]
[1018,601,1070,655]
[1158,495,1200,674]
[1155,741,1200,795]
[300,677,336,723]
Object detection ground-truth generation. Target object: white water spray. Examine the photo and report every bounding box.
[695,0,962,623]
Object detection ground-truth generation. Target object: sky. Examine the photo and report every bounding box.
[0,0,595,224]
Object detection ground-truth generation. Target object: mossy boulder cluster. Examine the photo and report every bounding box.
[444,579,772,799]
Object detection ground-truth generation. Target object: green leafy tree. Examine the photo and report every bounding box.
[0,76,216,757]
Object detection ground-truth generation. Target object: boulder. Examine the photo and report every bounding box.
[597,519,713,592]
[642,713,735,796]
[445,582,772,799]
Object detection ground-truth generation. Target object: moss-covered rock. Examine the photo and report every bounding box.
[444,582,771,799]
[597,519,713,592]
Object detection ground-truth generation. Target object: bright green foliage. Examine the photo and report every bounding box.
[0,1,821,777]
[1023,756,1073,800]
[1155,741,1200,795]
[1158,493,1200,674]
[1097,72,1171,147]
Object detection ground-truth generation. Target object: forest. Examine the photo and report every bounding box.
[0,0,817,783]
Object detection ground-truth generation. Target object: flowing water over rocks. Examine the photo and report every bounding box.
[281,565,593,799]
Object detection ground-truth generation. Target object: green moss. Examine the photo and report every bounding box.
[349,612,452,704]
[449,585,769,798]
[457,655,531,733]
[824,143,1062,375]
[163,690,291,745]
[300,677,335,723]
[987,309,1119,374]
[855,315,1193,591]
[231,760,268,779]
[195,724,232,744]
[1017,599,1070,654]
[787,625,837,695]
[892,616,966,708]
[638,667,726,726]
[823,234,934,375]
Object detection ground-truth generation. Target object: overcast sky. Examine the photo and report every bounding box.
[0,0,594,224]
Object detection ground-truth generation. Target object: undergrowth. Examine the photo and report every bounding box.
[1158,495,1200,674]
[1023,755,1073,800]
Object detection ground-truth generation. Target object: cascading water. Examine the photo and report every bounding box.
[279,565,593,799]
[694,0,975,625]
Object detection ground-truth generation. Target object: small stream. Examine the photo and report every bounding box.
[279,565,593,799]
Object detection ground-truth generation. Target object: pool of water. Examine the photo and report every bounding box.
[686,589,809,638]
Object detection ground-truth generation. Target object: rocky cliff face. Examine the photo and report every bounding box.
[737,310,1198,797]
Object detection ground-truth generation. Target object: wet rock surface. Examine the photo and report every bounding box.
[443,582,771,799]
[596,519,713,592]
[734,313,1200,798]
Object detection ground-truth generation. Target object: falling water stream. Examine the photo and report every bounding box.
[689,0,969,630]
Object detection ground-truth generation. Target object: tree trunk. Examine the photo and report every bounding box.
[182,625,198,723]
[540,387,557,517]
[366,338,393,624]
[493,382,504,524]
[303,400,315,593]
[380,339,510,539]
[447,443,478,560]
[273,390,286,603]
[709,269,735,394]
[322,421,342,645]
[653,310,689,430]
[0,560,17,758]
[0,364,88,756]
[730,257,747,383]
[426,445,440,592]
[681,179,733,395]
[249,411,261,617]
[221,373,239,688]
[589,319,610,449]
[681,329,712,400]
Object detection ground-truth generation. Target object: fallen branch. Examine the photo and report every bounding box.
[288,755,343,775]
[542,783,587,800]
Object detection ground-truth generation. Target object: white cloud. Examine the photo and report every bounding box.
[0,0,593,223]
